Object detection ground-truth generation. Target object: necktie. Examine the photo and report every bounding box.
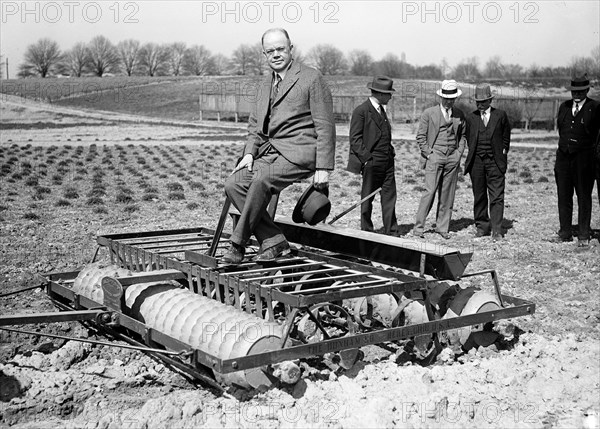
[482,111,488,126]
[574,102,580,116]
[444,108,450,122]
[271,74,282,104]
[379,105,388,122]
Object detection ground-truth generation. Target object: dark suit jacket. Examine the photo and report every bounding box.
[557,97,600,151]
[464,107,511,175]
[346,99,393,174]
[244,61,336,171]
[416,105,466,169]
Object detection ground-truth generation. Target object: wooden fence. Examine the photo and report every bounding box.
[198,93,565,129]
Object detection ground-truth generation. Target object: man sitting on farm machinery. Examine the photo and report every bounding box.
[223,27,336,265]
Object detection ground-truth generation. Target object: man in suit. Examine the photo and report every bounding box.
[347,76,398,235]
[413,79,467,239]
[554,74,600,247]
[464,83,511,241]
[223,28,335,264]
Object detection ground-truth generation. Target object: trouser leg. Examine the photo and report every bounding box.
[573,148,595,240]
[435,151,460,233]
[554,149,574,238]
[414,152,443,233]
[485,157,505,235]
[380,155,398,234]
[225,151,311,248]
[470,155,490,234]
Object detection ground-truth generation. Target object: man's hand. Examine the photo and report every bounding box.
[313,169,329,191]
[231,154,254,175]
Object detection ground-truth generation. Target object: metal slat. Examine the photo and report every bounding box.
[262,272,369,289]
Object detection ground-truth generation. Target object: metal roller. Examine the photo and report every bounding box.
[72,262,132,302]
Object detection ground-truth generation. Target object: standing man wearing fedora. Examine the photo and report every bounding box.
[413,79,467,239]
[223,28,335,264]
[554,74,600,247]
[347,76,399,235]
[464,83,511,241]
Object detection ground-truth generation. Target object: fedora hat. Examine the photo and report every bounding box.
[436,80,462,98]
[292,184,331,226]
[367,76,395,94]
[567,74,591,90]
[474,83,494,101]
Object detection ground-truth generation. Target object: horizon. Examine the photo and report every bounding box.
[1,1,599,79]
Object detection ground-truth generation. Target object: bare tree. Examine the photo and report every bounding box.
[570,55,596,78]
[453,57,480,81]
[373,53,413,78]
[117,39,140,76]
[440,57,450,78]
[307,44,347,75]
[292,47,305,65]
[484,55,504,79]
[168,42,187,76]
[231,44,255,75]
[87,36,119,77]
[415,64,442,79]
[18,38,62,78]
[591,45,600,79]
[348,50,373,76]
[65,43,88,77]
[249,43,266,75]
[211,53,229,75]
[0,54,4,79]
[138,43,169,76]
[183,45,213,76]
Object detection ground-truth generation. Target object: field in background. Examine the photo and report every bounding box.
[1,75,582,128]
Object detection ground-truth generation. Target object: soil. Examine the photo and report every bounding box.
[0,98,599,429]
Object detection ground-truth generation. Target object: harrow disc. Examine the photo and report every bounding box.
[442,290,501,349]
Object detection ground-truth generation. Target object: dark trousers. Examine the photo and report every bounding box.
[360,152,398,234]
[554,148,595,240]
[469,154,505,235]
[225,149,312,249]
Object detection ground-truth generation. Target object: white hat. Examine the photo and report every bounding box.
[436,80,462,98]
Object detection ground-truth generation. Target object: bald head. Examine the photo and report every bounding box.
[261,28,291,47]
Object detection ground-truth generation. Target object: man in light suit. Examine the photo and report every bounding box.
[464,83,511,241]
[347,76,398,235]
[223,28,336,264]
[413,79,466,239]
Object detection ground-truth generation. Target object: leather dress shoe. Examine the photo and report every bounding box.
[475,230,491,238]
[255,242,291,261]
[222,243,245,265]
[577,238,590,247]
[412,230,424,239]
[550,235,573,243]
[437,231,450,240]
[492,232,503,242]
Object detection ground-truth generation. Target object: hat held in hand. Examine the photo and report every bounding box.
[292,184,331,226]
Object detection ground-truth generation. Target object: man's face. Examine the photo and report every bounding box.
[262,31,293,73]
[571,89,589,102]
[476,99,492,111]
[373,92,392,105]
[440,97,456,109]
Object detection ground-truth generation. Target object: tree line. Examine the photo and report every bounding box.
[5,37,600,84]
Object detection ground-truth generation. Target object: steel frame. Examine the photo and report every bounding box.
[2,224,535,385]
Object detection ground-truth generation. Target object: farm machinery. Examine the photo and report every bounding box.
[0,207,535,390]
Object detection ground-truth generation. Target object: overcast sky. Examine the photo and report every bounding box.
[1,0,599,78]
